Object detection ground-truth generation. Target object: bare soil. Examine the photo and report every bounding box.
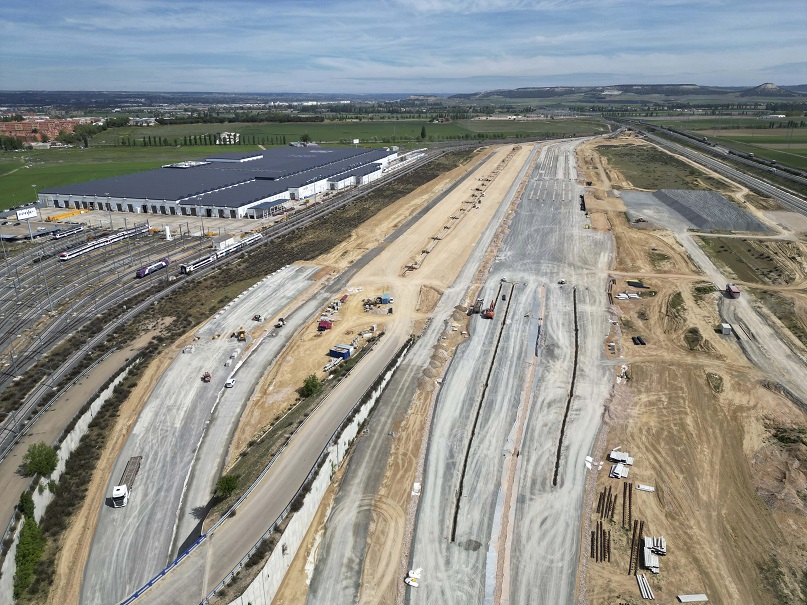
[575,141,807,605]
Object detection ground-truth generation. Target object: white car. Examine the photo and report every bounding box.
[558,279,566,285]
[225,378,236,388]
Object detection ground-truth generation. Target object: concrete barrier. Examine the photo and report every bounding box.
[0,361,136,605]
[222,340,411,605]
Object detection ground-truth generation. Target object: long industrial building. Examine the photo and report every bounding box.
[38,146,398,219]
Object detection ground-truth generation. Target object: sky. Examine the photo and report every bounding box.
[1,0,806,93]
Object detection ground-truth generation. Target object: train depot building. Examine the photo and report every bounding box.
[38,146,397,220]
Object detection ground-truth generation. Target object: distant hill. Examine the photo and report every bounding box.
[450,84,737,100]
[739,82,805,97]
[451,83,806,101]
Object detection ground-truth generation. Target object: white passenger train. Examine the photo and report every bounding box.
[58,224,150,261]
[180,232,263,274]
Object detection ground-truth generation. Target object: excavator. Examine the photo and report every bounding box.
[483,299,496,319]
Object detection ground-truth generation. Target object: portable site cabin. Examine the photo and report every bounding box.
[381,293,391,304]
[318,319,333,331]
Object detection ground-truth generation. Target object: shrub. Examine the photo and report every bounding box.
[22,443,58,477]
[14,517,45,598]
[298,374,322,398]
[216,475,239,498]
[18,492,35,519]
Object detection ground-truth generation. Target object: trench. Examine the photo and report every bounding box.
[450,281,515,542]
[552,287,579,487]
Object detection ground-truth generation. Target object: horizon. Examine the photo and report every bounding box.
[2,0,806,93]
[1,82,805,99]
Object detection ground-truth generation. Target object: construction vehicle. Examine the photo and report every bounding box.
[483,299,496,319]
[275,318,286,329]
[202,372,211,383]
[471,298,484,314]
[111,456,142,508]
[252,314,262,322]
[233,327,246,341]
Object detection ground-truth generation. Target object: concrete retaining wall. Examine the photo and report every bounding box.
[31,364,135,521]
[225,348,406,605]
[0,362,135,604]
[0,522,21,601]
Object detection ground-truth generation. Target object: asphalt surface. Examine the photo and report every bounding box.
[133,324,410,605]
[306,145,537,605]
[407,140,614,604]
[80,264,319,605]
[620,189,768,232]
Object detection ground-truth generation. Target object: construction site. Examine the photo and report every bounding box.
[3,128,807,605]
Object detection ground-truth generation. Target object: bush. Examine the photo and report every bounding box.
[14,517,45,598]
[216,475,239,498]
[22,443,58,477]
[298,374,322,399]
[18,491,35,519]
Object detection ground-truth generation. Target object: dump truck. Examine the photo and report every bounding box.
[202,372,211,383]
[111,456,142,508]
[275,318,286,329]
[471,298,484,314]
[252,314,262,322]
[233,327,246,341]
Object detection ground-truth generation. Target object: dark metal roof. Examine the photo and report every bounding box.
[179,180,288,208]
[250,198,289,210]
[41,147,394,208]
[205,151,263,161]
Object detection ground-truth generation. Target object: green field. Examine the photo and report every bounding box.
[456,117,608,136]
[0,146,228,209]
[644,117,799,130]
[596,144,725,190]
[92,120,468,146]
[91,117,608,146]
[709,137,807,170]
[0,117,609,210]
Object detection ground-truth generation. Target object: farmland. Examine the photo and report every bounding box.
[0,117,607,210]
[595,143,726,190]
[642,116,807,170]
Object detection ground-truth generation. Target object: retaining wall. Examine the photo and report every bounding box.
[0,362,135,604]
[225,345,407,605]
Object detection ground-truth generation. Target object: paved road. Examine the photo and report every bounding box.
[133,325,410,605]
[407,140,614,605]
[306,145,538,605]
[81,265,319,605]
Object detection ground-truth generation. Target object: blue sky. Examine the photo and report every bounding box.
[1,0,806,93]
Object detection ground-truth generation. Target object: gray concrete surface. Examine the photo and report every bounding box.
[621,189,767,232]
[407,140,614,605]
[305,145,538,605]
[80,264,318,605]
[133,325,410,605]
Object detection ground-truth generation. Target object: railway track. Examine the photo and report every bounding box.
[0,147,460,461]
[627,127,807,214]
[0,233,200,379]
